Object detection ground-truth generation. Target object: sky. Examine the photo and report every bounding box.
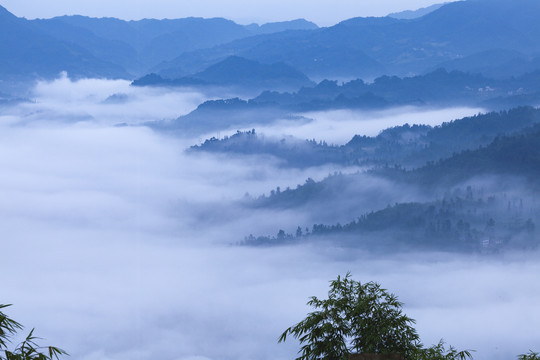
[1,0,457,26]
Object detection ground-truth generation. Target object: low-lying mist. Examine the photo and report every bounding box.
[1,76,537,360]
[246,107,485,144]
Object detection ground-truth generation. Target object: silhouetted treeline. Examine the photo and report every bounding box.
[377,123,540,187]
[190,129,346,167]
[239,109,540,252]
[192,107,540,169]
[243,189,539,252]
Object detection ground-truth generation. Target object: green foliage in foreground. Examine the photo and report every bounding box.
[412,340,474,360]
[0,304,67,360]
[518,351,540,360]
[279,274,474,360]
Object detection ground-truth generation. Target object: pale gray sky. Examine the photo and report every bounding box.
[1,0,457,26]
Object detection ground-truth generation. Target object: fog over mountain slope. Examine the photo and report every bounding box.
[1,76,538,360]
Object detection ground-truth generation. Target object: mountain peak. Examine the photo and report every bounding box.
[189,56,314,89]
[388,3,448,20]
[0,5,17,19]
[245,18,319,34]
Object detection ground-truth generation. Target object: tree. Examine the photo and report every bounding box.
[279,274,476,360]
[518,351,540,360]
[279,273,422,360]
[0,304,67,360]
[412,340,473,360]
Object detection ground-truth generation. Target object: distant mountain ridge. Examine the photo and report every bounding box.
[190,107,540,169]
[144,69,540,137]
[244,19,318,34]
[53,15,318,75]
[0,5,319,80]
[236,106,540,252]
[236,108,540,253]
[388,3,448,19]
[3,0,540,83]
[132,56,314,91]
[153,0,540,79]
[0,5,130,80]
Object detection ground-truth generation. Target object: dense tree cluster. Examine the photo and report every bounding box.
[243,189,539,252]
[193,107,540,169]
[279,274,474,360]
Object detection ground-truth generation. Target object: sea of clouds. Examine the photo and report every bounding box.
[1,75,538,360]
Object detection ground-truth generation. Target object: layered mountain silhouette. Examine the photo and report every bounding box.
[132,56,314,91]
[190,107,540,169]
[388,3,447,19]
[0,5,129,80]
[143,69,540,137]
[0,5,317,80]
[3,0,540,83]
[53,16,317,74]
[154,0,540,79]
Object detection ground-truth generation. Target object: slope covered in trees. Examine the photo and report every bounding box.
[191,107,540,168]
[244,187,539,253]
[237,107,540,252]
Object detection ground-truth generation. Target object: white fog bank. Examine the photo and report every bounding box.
[0,77,537,360]
[254,107,485,144]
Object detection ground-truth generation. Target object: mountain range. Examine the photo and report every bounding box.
[236,107,540,251]
[143,68,540,138]
[190,107,540,169]
[0,4,317,81]
[3,0,540,84]
[153,0,540,80]
[132,56,315,92]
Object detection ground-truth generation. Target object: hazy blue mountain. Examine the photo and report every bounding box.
[228,107,540,216]
[153,69,540,128]
[131,74,207,87]
[190,130,346,168]
[245,19,318,34]
[155,25,387,79]
[245,189,538,253]
[410,0,540,53]
[133,56,314,91]
[30,18,140,75]
[144,68,540,138]
[44,16,252,74]
[388,3,447,19]
[146,98,294,137]
[0,5,323,80]
[191,107,540,169]
[0,6,130,80]
[272,69,496,108]
[240,110,540,252]
[155,0,540,79]
[435,49,540,79]
[47,15,319,76]
[328,0,540,75]
[383,124,540,187]
[134,18,254,71]
[7,0,540,82]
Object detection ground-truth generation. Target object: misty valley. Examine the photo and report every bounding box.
[1,1,540,360]
[209,112,540,252]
